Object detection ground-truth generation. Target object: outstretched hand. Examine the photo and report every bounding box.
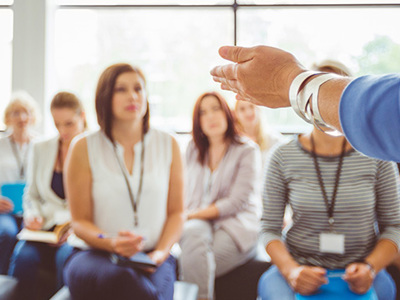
[210,45,305,108]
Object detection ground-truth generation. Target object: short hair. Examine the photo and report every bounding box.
[312,59,353,77]
[95,63,149,143]
[4,91,40,127]
[192,91,241,165]
[50,91,87,129]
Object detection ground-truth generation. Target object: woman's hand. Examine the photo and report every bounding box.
[111,230,144,258]
[344,263,374,294]
[0,197,13,213]
[287,265,327,295]
[24,216,44,230]
[140,249,169,274]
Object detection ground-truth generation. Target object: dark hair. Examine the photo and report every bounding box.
[51,91,87,129]
[95,63,150,142]
[192,91,241,165]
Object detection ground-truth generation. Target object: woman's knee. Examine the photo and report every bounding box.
[374,269,396,300]
[9,241,42,268]
[258,266,294,300]
[0,215,19,237]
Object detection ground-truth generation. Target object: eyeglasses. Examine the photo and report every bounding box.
[9,110,31,118]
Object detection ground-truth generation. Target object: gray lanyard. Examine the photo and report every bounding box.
[9,136,29,180]
[113,134,145,227]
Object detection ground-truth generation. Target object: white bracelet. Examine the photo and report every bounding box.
[301,73,342,136]
[289,71,321,123]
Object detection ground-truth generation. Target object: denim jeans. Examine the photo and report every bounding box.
[8,240,74,300]
[258,265,396,300]
[64,249,176,300]
[0,214,22,274]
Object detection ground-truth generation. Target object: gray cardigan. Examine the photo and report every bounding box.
[184,138,262,252]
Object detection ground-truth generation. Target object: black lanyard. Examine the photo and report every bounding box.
[9,136,29,180]
[113,134,145,228]
[310,135,347,230]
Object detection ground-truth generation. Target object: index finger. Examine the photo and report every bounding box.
[210,63,237,81]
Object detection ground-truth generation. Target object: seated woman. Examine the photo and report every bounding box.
[234,100,286,166]
[8,92,86,300]
[257,61,400,300]
[0,92,39,274]
[180,92,261,300]
[64,63,184,300]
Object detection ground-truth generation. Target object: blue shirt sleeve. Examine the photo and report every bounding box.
[339,74,400,162]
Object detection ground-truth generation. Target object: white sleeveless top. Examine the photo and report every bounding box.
[71,128,172,251]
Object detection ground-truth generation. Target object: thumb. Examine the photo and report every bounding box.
[118,230,134,237]
[346,264,358,274]
[312,266,327,276]
[219,46,253,63]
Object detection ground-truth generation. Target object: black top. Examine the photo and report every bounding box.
[51,171,65,200]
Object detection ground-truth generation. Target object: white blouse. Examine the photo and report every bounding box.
[72,128,172,251]
[0,135,31,185]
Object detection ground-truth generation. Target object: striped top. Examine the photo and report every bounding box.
[261,136,400,269]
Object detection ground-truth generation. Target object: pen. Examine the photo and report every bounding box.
[97,233,115,239]
[327,273,345,278]
[97,233,146,240]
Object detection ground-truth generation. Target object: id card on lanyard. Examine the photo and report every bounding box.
[311,135,347,255]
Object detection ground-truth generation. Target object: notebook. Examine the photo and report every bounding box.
[110,252,157,271]
[17,222,71,244]
[1,182,26,215]
[295,270,378,300]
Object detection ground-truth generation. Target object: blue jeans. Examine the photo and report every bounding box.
[64,249,176,300]
[0,214,22,274]
[258,265,396,300]
[8,240,74,300]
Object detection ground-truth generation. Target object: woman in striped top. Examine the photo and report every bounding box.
[257,62,400,300]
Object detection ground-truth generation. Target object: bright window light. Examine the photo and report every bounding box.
[0,9,13,131]
[238,6,400,132]
[53,8,234,133]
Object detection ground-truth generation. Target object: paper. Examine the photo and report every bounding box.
[1,182,26,215]
[319,232,345,254]
[295,269,378,299]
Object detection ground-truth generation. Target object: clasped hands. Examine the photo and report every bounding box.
[287,263,375,296]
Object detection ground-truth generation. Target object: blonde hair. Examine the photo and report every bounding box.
[311,59,352,77]
[4,91,40,127]
[234,101,269,152]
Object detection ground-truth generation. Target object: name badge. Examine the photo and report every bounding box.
[319,233,345,254]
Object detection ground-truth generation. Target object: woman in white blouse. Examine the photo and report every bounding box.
[0,91,38,275]
[8,92,86,300]
[64,63,184,300]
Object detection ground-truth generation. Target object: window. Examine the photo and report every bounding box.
[53,7,233,132]
[0,8,13,131]
[58,0,232,4]
[50,1,400,135]
[237,6,400,131]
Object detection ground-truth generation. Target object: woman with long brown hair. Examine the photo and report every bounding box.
[64,63,184,300]
[180,92,261,300]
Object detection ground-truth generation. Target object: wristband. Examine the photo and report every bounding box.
[364,261,376,277]
[289,71,321,123]
[300,73,342,136]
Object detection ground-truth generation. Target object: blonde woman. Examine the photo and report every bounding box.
[0,91,39,275]
[234,101,286,165]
